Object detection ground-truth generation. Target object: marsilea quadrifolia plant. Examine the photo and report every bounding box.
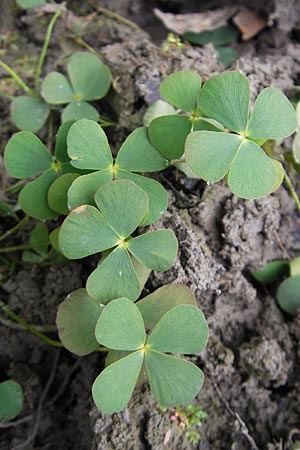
[3,68,297,415]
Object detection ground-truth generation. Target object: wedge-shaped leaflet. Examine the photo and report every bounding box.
[62,101,99,123]
[160,71,202,113]
[186,131,278,199]
[115,127,168,172]
[143,100,176,126]
[252,260,289,283]
[92,351,144,414]
[22,222,49,263]
[67,119,112,170]
[198,70,250,133]
[57,289,103,356]
[68,170,112,210]
[19,169,58,219]
[148,115,192,159]
[0,381,24,422]
[128,230,178,271]
[94,179,148,237]
[59,205,119,259]
[147,305,208,354]
[95,298,145,350]
[86,247,141,303]
[41,72,74,104]
[48,173,79,215]
[115,171,168,226]
[145,351,204,407]
[247,88,297,139]
[277,275,300,315]
[136,284,197,330]
[67,52,111,101]
[11,96,49,133]
[227,139,278,198]
[4,131,53,178]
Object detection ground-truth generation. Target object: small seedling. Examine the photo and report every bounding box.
[59,178,178,303]
[162,33,184,54]
[65,119,169,225]
[0,380,24,422]
[253,257,300,315]
[168,404,207,444]
[147,70,297,199]
[4,121,81,219]
[41,52,111,122]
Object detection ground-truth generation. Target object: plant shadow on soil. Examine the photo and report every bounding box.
[1,0,300,449]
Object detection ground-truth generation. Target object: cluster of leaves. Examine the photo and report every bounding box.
[145,70,296,199]
[56,284,208,413]
[253,257,300,315]
[11,51,111,132]
[0,380,23,422]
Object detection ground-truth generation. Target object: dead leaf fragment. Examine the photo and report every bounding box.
[154,7,236,35]
[233,10,268,40]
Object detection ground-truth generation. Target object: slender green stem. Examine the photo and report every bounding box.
[0,60,34,96]
[0,242,48,253]
[34,5,63,93]
[97,346,109,352]
[98,117,117,128]
[0,215,28,243]
[75,36,98,56]
[4,179,26,194]
[0,300,62,347]
[283,168,300,212]
[0,314,56,332]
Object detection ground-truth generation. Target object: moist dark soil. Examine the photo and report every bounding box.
[0,0,300,449]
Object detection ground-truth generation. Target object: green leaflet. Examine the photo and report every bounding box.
[160,70,202,113]
[57,289,103,356]
[0,381,24,422]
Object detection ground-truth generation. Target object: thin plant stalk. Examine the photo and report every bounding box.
[87,1,142,32]
[34,5,63,93]
[0,242,48,253]
[283,168,300,212]
[0,60,34,96]
[0,215,29,243]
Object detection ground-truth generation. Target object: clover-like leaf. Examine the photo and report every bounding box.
[95,298,145,350]
[0,381,24,422]
[67,119,112,170]
[148,115,192,159]
[116,170,168,226]
[186,131,278,199]
[198,70,250,133]
[128,230,178,271]
[143,100,176,126]
[11,96,49,132]
[56,289,103,356]
[145,351,204,407]
[115,127,169,172]
[62,101,99,123]
[277,275,300,315]
[67,170,112,210]
[67,52,111,101]
[4,132,53,178]
[86,247,141,303]
[54,120,75,166]
[247,87,297,139]
[147,305,208,354]
[19,169,58,219]
[41,72,74,104]
[59,205,119,259]
[92,350,144,414]
[160,71,202,113]
[136,284,197,330]
[94,179,149,238]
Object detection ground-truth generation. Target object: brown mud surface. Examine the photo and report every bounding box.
[0,0,300,449]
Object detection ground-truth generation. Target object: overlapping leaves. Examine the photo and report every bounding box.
[4,121,79,219]
[41,52,111,122]
[59,179,178,303]
[66,119,169,225]
[92,295,208,413]
[185,70,296,198]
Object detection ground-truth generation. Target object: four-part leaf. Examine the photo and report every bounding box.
[41,52,111,122]
[92,297,208,413]
[59,179,178,303]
